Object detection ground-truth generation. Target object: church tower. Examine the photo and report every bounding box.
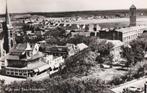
[129,4,136,26]
[2,0,15,53]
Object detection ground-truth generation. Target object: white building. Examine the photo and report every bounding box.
[45,55,64,70]
[116,25,147,43]
[76,43,88,51]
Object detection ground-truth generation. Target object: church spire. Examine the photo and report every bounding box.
[5,0,12,27]
[2,0,15,53]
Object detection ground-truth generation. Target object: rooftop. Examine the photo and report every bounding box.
[10,43,28,56]
[76,43,88,51]
[7,52,44,61]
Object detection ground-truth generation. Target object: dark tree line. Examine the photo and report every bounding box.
[121,37,147,67]
[3,77,114,93]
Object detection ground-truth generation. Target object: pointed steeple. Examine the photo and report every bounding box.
[5,0,12,27]
[25,43,32,51]
[2,0,15,53]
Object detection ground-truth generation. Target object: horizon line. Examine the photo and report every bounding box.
[0,8,147,15]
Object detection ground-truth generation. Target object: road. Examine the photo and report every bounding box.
[111,77,147,93]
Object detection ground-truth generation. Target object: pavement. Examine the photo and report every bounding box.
[111,76,147,93]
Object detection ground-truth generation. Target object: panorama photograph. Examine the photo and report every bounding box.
[0,0,147,93]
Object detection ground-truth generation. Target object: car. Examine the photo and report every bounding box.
[122,86,143,93]
[127,86,143,93]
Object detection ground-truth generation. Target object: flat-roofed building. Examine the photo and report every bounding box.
[116,25,147,43]
[97,26,147,43]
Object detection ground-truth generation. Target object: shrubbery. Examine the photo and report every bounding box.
[108,61,147,86]
[3,77,114,93]
[60,48,97,78]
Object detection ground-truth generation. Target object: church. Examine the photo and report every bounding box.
[0,1,64,78]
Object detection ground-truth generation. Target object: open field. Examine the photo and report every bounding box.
[72,65,127,82]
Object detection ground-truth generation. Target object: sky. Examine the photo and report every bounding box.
[0,0,147,14]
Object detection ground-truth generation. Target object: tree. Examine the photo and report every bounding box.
[93,40,114,68]
[44,27,66,38]
[107,54,114,68]
[67,35,91,45]
[121,45,135,68]
[96,55,104,68]
[61,48,97,77]
[130,39,146,63]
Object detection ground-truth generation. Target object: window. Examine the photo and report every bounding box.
[23,74,27,76]
[11,72,14,75]
[93,27,97,31]
[11,40,13,47]
[6,72,9,75]
[15,73,18,75]
[10,32,13,37]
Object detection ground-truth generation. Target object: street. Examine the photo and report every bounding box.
[111,77,147,93]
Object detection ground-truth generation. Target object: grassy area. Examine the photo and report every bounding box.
[70,64,127,83]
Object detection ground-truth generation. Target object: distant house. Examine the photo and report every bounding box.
[66,43,88,56]
[45,55,64,71]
